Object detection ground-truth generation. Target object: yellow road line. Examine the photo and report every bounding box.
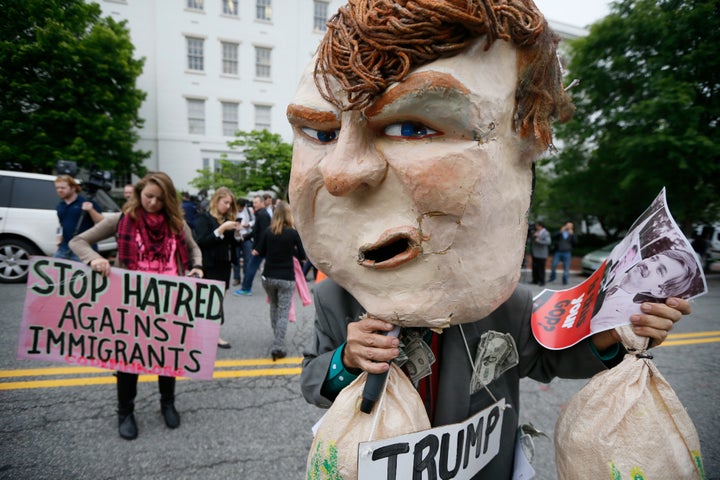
[0,366,304,390]
[0,357,302,379]
[660,337,720,347]
[215,357,302,367]
[2,334,718,391]
[0,377,117,390]
[658,331,720,347]
[666,331,720,339]
[212,367,302,378]
[0,366,107,378]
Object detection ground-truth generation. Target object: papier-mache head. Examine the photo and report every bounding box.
[287,0,573,328]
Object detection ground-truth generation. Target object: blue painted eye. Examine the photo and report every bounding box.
[384,122,441,139]
[301,127,339,143]
[317,130,337,142]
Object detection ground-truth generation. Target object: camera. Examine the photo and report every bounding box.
[84,168,113,195]
[56,160,113,196]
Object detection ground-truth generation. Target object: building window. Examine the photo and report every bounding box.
[256,0,271,21]
[223,0,238,15]
[220,42,238,75]
[254,105,271,131]
[113,172,132,190]
[187,99,206,134]
[255,46,271,79]
[187,0,204,10]
[313,1,329,31]
[221,41,239,75]
[186,37,204,71]
[222,102,239,136]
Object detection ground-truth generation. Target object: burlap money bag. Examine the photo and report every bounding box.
[306,363,431,480]
[555,325,705,480]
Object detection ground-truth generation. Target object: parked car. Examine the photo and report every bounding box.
[0,170,120,283]
[580,241,620,276]
[694,223,720,260]
[691,223,720,273]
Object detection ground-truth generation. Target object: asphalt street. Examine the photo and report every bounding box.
[1,267,718,479]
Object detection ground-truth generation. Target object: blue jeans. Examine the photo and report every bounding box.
[240,255,264,292]
[54,244,82,263]
[232,240,253,281]
[549,250,571,284]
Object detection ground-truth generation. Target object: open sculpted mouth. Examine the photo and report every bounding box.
[357,227,422,269]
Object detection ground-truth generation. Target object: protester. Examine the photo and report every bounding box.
[70,172,203,440]
[232,200,254,287]
[234,195,270,296]
[253,201,306,360]
[54,175,104,262]
[194,187,238,349]
[181,191,197,230]
[549,221,577,285]
[289,1,692,477]
[123,184,134,201]
[531,221,551,286]
[263,193,274,218]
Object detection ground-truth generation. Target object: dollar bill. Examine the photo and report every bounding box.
[470,331,519,394]
[403,336,435,383]
[495,333,519,379]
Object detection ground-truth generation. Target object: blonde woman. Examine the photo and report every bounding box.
[70,172,203,440]
[193,187,239,349]
[253,201,306,360]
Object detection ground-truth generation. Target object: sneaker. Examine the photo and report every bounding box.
[231,279,241,286]
[233,289,252,296]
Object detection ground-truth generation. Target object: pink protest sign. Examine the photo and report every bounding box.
[18,257,224,380]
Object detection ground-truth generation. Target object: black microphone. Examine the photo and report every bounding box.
[360,326,400,414]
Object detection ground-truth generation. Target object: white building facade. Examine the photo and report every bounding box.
[98,0,344,192]
[97,0,583,193]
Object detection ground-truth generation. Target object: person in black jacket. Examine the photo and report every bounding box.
[194,187,239,348]
[549,221,578,285]
[253,201,306,360]
[234,195,271,296]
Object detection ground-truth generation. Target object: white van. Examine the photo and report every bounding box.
[0,170,120,283]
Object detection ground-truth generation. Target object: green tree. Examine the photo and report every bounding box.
[0,0,148,176]
[549,0,720,234]
[191,130,293,200]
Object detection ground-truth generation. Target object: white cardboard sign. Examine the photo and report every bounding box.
[357,399,505,479]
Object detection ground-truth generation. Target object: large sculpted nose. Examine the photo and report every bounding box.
[318,114,386,196]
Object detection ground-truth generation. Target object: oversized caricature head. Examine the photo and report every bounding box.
[287,0,574,327]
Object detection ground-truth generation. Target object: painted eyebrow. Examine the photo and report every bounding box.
[364,71,470,118]
[286,71,469,125]
[286,105,337,126]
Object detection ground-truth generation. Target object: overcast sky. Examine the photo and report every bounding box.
[534,0,613,28]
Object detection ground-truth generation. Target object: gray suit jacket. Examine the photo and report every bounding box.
[301,279,612,479]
